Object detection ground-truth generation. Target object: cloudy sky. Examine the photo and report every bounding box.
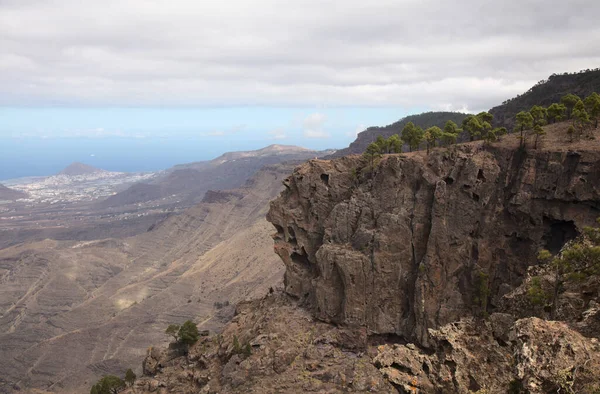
[1,0,599,176]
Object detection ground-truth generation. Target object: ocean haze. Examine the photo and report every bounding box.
[0,106,413,179]
[1,137,217,180]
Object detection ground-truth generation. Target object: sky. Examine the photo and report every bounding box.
[1,0,600,178]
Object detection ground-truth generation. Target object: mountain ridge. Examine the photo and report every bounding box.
[329,111,468,158]
[97,145,331,209]
[489,68,600,130]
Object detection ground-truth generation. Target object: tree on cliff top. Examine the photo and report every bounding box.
[584,92,600,128]
[572,99,591,138]
[547,103,566,123]
[515,111,534,147]
[424,126,442,155]
[401,122,424,152]
[387,134,403,153]
[363,142,382,177]
[529,105,548,126]
[561,93,581,119]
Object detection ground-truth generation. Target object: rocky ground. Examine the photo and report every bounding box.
[129,123,600,393]
[130,293,600,393]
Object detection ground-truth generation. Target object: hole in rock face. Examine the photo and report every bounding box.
[287,226,297,244]
[477,169,486,181]
[272,224,285,240]
[468,375,481,391]
[422,362,430,374]
[472,193,480,202]
[543,218,578,254]
[444,177,454,185]
[320,173,330,186]
[291,251,312,271]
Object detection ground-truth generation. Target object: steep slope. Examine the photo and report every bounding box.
[0,184,27,200]
[268,125,600,346]
[490,68,600,129]
[58,162,105,176]
[330,111,467,157]
[97,145,324,208]
[0,163,294,393]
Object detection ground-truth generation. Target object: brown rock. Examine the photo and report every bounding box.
[267,145,600,346]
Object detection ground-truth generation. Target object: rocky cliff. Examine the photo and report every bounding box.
[129,131,600,393]
[267,140,600,347]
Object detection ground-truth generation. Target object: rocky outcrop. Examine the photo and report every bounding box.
[129,293,395,393]
[374,316,600,393]
[267,143,600,346]
[128,292,600,393]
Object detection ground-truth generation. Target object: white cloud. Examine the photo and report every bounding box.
[0,0,599,109]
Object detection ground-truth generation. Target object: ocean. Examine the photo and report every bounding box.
[0,137,259,180]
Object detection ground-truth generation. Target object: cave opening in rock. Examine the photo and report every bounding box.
[477,169,486,181]
[320,173,330,186]
[290,250,318,278]
[542,218,578,254]
[287,226,297,244]
[272,224,284,241]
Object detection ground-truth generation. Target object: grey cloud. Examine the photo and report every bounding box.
[1,0,599,110]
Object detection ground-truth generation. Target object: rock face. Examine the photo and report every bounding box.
[267,142,600,346]
[374,316,600,393]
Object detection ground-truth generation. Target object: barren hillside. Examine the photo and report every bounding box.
[0,163,294,393]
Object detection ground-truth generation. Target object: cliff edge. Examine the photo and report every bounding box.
[267,139,600,346]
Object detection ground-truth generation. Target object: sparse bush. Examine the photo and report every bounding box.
[178,320,200,346]
[533,218,600,318]
[233,335,241,354]
[165,320,200,346]
[243,342,252,357]
[214,300,230,309]
[165,324,180,341]
[473,271,491,317]
[90,375,125,394]
[124,368,136,387]
[231,335,252,358]
[527,276,549,306]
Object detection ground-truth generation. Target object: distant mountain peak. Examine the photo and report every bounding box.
[58,162,105,176]
[259,144,310,152]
